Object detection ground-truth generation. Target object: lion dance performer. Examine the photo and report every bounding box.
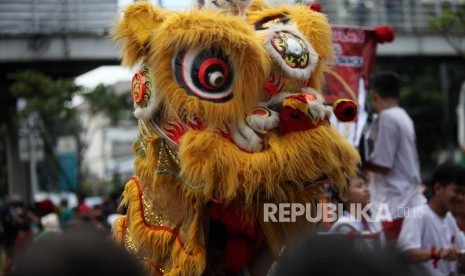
[112,0,360,275]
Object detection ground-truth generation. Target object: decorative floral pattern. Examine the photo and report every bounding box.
[132,66,152,108]
[271,31,309,69]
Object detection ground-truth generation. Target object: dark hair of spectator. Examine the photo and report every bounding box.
[273,234,410,276]
[11,228,145,276]
[371,72,401,99]
[333,170,367,205]
[429,162,465,195]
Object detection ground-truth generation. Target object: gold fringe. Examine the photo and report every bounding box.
[119,179,206,276]
[112,215,126,245]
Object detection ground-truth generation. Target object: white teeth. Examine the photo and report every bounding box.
[229,121,263,152]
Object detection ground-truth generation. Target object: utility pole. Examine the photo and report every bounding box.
[27,115,39,203]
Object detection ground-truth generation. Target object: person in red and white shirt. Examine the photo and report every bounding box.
[397,162,465,276]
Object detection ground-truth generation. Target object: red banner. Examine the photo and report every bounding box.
[323,26,378,146]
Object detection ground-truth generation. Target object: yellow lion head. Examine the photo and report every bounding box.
[112,1,360,274]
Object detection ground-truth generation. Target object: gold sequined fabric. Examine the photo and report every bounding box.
[123,216,137,254]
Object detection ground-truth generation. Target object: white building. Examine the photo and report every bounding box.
[78,80,138,185]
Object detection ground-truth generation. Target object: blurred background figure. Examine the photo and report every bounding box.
[76,193,91,218]
[11,228,145,276]
[272,234,409,276]
[58,198,75,229]
[33,199,61,243]
[397,162,465,276]
[0,194,25,276]
[363,72,426,242]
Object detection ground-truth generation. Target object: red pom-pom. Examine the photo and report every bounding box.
[375,26,395,44]
[333,99,358,122]
[308,2,322,13]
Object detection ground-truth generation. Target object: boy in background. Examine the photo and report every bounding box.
[397,163,465,275]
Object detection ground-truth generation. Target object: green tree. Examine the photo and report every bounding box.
[79,84,134,195]
[0,70,134,198]
[429,6,465,58]
[429,5,465,167]
[8,70,83,192]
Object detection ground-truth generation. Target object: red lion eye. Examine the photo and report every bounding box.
[173,48,235,103]
[198,57,229,90]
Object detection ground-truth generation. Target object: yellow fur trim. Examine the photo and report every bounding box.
[118,179,206,276]
[112,215,126,245]
[248,0,267,12]
[178,125,360,209]
[112,2,167,67]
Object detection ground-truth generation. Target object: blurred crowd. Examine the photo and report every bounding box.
[1,167,465,276]
[0,192,120,276]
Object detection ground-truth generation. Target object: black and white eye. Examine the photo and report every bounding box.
[173,48,234,102]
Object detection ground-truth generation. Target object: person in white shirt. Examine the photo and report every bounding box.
[330,172,386,251]
[363,72,426,241]
[397,162,465,276]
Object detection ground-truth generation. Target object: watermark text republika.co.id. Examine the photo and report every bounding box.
[263,203,423,223]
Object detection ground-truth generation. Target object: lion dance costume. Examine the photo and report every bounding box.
[112,1,360,275]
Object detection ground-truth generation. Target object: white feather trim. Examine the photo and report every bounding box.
[229,121,263,152]
[133,94,159,121]
[246,106,279,132]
